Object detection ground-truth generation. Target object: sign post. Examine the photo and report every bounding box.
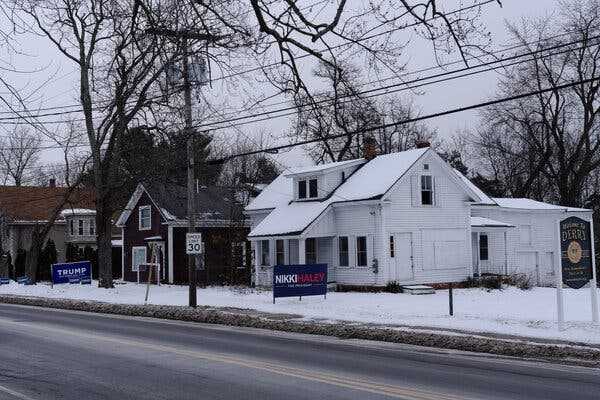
[557,216,598,328]
[273,264,327,304]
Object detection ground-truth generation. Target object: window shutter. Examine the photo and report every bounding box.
[349,235,356,267]
[410,176,419,207]
[367,234,374,267]
[433,176,439,206]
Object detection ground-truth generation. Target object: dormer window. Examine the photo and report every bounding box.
[298,180,307,199]
[309,179,318,198]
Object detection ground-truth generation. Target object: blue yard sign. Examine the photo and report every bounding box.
[52,261,92,285]
[273,264,327,303]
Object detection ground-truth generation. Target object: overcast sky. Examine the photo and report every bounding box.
[0,0,561,170]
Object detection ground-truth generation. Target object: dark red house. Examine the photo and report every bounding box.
[115,183,250,285]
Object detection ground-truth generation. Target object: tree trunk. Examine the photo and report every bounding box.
[96,194,114,288]
[25,228,43,284]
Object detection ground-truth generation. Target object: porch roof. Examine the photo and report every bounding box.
[470,216,515,228]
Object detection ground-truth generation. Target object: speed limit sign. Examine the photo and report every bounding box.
[186,233,203,254]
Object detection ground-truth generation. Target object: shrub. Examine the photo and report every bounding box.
[506,273,533,291]
[385,280,402,293]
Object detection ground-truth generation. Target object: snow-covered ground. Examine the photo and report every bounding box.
[2,281,600,344]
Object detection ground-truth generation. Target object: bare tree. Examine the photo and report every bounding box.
[10,0,201,287]
[0,126,41,186]
[472,0,600,206]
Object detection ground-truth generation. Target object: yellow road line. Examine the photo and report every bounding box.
[0,317,475,400]
[0,384,36,400]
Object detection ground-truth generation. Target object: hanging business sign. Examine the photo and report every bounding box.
[273,264,327,303]
[51,261,92,285]
[560,217,593,289]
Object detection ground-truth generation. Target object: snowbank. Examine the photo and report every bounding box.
[2,281,600,344]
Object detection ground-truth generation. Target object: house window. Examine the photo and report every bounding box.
[260,240,270,266]
[479,234,489,261]
[309,179,318,198]
[424,163,429,170]
[78,220,84,236]
[421,175,433,205]
[305,238,317,264]
[89,219,95,236]
[132,246,147,272]
[298,180,307,199]
[139,205,151,230]
[69,220,74,236]
[276,239,285,265]
[341,171,346,182]
[357,236,367,267]
[338,236,349,267]
[389,235,395,258]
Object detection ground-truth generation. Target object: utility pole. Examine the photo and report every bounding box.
[146,28,224,308]
[182,37,197,308]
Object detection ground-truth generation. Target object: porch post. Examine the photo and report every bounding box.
[269,239,276,267]
[254,240,261,268]
[504,231,508,276]
[284,239,289,265]
[168,225,174,284]
[298,238,306,264]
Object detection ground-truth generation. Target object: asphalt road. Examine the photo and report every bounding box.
[0,304,599,400]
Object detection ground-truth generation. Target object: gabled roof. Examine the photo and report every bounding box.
[248,148,431,237]
[116,182,246,227]
[245,172,294,212]
[452,169,497,205]
[491,198,591,212]
[0,185,95,222]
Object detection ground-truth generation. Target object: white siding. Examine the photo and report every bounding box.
[471,207,592,286]
[380,152,473,286]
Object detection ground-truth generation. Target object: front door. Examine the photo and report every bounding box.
[393,232,413,281]
[151,242,166,283]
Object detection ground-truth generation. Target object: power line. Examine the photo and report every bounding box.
[208,75,600,163]
[1,31,594,131]
[0,0,497,119]
[0,35,596,152]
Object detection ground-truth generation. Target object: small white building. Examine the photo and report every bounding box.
[244,147,593,287]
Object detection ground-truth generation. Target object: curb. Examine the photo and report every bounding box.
[1,294,599,367]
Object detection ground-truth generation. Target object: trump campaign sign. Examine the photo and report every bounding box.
[52,261,92,285]
[273,264,327,302]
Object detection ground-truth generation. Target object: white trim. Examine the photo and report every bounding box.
[168,225,174,284]
[121,227,125,280]
[138,205,152,231]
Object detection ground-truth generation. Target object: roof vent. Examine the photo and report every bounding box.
[49,178,56,188]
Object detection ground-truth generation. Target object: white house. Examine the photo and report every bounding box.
[244,146,593,288]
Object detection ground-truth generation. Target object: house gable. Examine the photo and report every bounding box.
[382,150,479,205]
[116,184,169,227]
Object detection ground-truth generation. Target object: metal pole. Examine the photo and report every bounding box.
[448,283,454,316]
[589,219,599,324]
[183,38,197,308]
[556,219,565,330]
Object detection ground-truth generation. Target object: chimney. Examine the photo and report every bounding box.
[415,140,431,149]
[49,178,56,188]
[363,135,378,161]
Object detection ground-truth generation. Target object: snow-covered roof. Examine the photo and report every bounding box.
[249,148,429,237]
[284,158,365,177]
[492,198,591,212]
[245,171,294,211]
[452,169,497,205]
[471,216,515,228]
[60,208,96,217]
